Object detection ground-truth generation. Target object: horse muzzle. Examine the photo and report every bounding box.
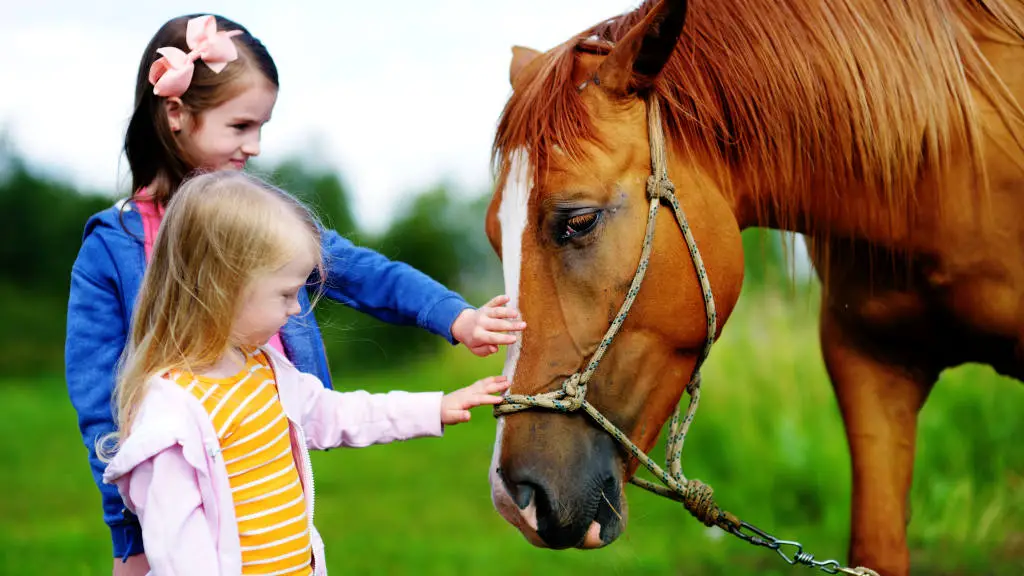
[489,423,627,549]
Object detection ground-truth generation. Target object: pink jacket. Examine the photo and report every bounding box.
[102,345,444,575]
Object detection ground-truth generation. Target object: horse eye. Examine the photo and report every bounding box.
[558,211,601,243]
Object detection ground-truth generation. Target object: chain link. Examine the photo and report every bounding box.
[727,521,879,575]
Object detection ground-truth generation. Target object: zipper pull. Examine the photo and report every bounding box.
[206,441,222,459]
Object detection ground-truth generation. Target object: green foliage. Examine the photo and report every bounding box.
[311,184,503,374]
[326,186,467,367]
[254,158,358,238]
[0,158,113,295]
[0,149,115,376]
[740,227,813,297]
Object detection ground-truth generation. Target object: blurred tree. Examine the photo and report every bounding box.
[0,145,115,375]
[376,185,463,290]
[254,158,358,238]
[0,161,112,294]
[313,183,501,374]
[452,192,504,304]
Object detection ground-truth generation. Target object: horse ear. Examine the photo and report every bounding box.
[595,0,687,96]
[510,46,542,87]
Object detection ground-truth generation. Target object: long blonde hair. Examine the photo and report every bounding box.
[99,171,324,459]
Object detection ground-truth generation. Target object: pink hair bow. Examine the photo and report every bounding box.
[148,15,243,97]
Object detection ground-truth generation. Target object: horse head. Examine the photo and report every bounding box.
[486,0,747,550]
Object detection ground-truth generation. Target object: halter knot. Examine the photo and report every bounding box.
[563,374,580,397]
[682,479,720,527]
[561,374,586,409]
[646,174,675,201]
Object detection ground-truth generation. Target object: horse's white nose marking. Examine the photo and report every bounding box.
[489,149,534,534]
[496,148,531,384]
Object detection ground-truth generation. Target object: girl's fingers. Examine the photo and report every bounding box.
[447,410,470,423]
[471,376,509,394]
[472,328,517,345]
[482,333,518,346]
[484,294,511,308]
[443,408,472,425]
[461,393,505,409]
[480,317,526,334]
[484,318,527,332]
[485,379,511,394]
[484,306,521,319]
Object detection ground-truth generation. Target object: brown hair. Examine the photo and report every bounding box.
[124,14,279,207]
[100,170,324,457]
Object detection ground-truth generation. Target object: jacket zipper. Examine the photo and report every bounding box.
[292,421,317,573]
[296,425,316,530]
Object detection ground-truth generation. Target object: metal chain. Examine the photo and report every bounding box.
[492,94,878,576]
[728,521,879,575]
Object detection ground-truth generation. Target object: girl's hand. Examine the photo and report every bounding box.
[451,295,526,357]
[440,376,511,425]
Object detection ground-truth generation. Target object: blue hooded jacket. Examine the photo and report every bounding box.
[64,201,472,559]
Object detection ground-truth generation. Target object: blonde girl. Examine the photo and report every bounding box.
[101,170,510,575]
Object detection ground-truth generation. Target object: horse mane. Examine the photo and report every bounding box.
[492,0,1024,244]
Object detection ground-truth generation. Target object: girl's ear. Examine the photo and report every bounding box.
[164,97,186,133]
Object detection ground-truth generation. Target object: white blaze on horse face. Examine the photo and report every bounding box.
[489,149,541,541]
[496,148,532,383]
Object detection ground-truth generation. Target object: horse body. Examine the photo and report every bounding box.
[486,1,1024,574]
[813,34,1024,568]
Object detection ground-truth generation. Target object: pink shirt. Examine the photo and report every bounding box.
[135,194,286,355]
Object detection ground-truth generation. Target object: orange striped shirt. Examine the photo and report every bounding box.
[171,350,312,575]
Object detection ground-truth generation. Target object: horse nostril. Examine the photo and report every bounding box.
[499,469,538,511]
[511,482,535,510]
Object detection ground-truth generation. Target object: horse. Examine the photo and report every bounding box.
[482,1,1024,574]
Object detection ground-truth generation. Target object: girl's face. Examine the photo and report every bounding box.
[231,240,318,348]
[170,75,278,172]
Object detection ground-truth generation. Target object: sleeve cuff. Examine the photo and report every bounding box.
[111,516,145,560]
[419,296,473,345]
[422,391,445,438]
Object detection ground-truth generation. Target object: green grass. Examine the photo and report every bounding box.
[1,291,1022,575]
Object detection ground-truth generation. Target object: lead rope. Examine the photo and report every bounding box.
[493,95,878,576]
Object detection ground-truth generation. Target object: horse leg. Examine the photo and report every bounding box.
[819,306,937,576]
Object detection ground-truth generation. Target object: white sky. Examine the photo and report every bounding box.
[1,0,640,231]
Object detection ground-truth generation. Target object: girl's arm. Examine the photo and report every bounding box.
[291,370,444,449]
[289,365,510,449]
[120,446,219,574]
[316,228,472,343]
[64,231,145,559]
